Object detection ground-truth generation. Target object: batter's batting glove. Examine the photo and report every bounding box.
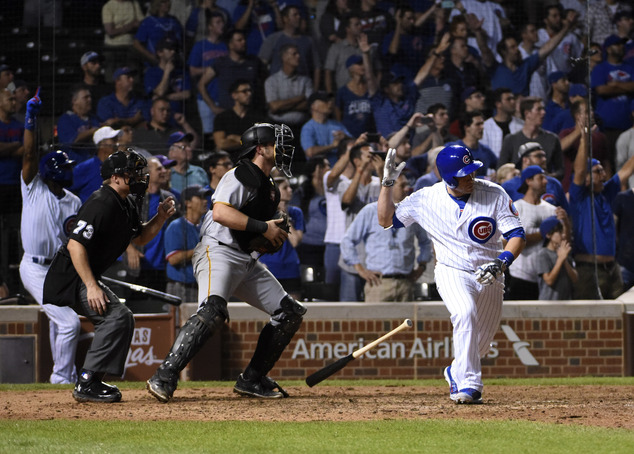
[474,258,506,286]
[382,147,406,187]
[24,87,41,131]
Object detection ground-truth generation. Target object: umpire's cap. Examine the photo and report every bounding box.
[436,144,483,188]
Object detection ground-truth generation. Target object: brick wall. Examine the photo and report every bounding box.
[218,316,624,380]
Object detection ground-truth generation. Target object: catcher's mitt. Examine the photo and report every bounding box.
[248,211,291,254]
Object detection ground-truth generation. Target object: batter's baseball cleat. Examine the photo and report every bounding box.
[450,388,483,404]
[233,373,285,398]
[146,374,175,403]
[72,380,122,403]
[443,366,458,395]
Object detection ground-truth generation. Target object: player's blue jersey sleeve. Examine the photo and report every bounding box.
[503,227,526,241]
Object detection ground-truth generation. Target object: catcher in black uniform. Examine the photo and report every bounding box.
[44,150,176,403]
[147,123,306,402]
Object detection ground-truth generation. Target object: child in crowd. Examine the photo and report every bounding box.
[534,216,578,300]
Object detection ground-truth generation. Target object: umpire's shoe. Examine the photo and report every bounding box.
[146,369,178,403]
[72,370,122,403]
[233,374,288,398]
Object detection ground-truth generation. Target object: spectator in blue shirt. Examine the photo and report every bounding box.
[144,37,191,115]
[0,88,24,214]
[166,131,208,192]
[569,126,634,299]
[187,10,228,137]
[185,0,232,44]
[134,0,184,66]
[56,85,100,163]
[491,11,579,96]
[366,32,451,138]
[97,67,150,128]
[301,91,352,166]
[335,55,375,139]
[542,71,569,133]
[591,35,634,142]
[164,184,211,303]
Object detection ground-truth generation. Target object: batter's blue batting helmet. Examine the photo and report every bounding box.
[436,144,483,188]
[39,150,76,187]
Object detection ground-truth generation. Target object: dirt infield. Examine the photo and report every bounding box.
[2,385,634,429]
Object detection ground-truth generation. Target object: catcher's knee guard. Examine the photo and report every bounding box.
[244,295,306,379]
[161,295,228,375]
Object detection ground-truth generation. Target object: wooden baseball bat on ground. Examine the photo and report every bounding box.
[305,319,413,387]
[100,276,182,306]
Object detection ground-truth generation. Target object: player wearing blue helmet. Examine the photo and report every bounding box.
[379,144,526,404]
[19,89,83,385]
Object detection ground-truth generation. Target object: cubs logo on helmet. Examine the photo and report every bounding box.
[463,154,471,165]
[468,216,497,244]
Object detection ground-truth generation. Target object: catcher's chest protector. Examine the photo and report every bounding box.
[232,160,281,253]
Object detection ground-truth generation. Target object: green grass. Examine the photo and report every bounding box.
[1,420,633,454]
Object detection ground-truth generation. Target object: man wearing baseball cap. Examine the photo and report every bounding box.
[501,142,569,210]
[96,67,149,128]
[164,184,212,303]
[506,165,564,300]
[543,71,569,133]
[69,126,121,203]
[166,131,209,192]
[144,37,191,115]
[591,34,633,148]
[80,51,108,113]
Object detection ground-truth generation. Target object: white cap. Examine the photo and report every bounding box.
[93,126,120,145]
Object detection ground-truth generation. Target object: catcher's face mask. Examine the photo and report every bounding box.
[273,124,294,178]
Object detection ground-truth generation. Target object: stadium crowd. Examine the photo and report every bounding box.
[1,0,634,304]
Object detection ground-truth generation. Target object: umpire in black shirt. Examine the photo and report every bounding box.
[44,149,176,403]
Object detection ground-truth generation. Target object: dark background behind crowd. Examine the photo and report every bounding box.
[0,0,633,304]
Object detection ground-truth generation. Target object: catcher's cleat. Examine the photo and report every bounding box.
[450,388,483,404]
[146,373,176,403]
[233,373,286,398]
[72,380,122,403]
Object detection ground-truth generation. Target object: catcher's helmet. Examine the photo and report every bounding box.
[101,149,149,195]
[39,150,76,187]
[436,144,483,188]
[240,123,295,177]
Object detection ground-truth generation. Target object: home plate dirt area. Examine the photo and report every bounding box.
[2,385,633,429]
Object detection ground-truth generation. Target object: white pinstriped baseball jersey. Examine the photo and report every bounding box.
[395,179,523,271]
[20,174,81,257]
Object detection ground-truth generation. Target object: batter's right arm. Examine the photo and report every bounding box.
[67,239,108,315]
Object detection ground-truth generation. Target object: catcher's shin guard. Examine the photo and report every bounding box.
[244,295,306,380]
[151,296,228,395]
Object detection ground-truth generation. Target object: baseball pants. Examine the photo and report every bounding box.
[73,282,135,377]
[435,263,504,392]
[20,257,80,384]
[193,241,287,322]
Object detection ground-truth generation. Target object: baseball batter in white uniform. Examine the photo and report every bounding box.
[18,90,82,384]
[378,144,526,404]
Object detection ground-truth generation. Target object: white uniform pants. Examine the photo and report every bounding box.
[435,263,504,392]
[20,256,80,384]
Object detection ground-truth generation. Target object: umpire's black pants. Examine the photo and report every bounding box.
[72,281,135,377]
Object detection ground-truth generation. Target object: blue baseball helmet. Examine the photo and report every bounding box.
[436,144,483,188]
[39,150,76,187]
